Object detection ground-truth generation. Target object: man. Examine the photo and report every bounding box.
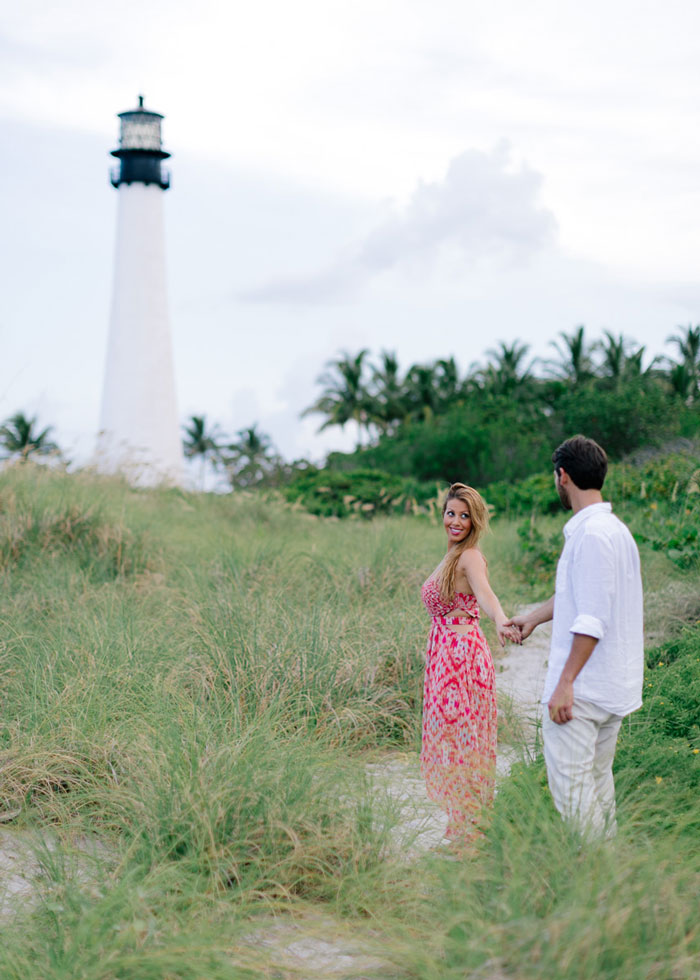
[507,435,644,837]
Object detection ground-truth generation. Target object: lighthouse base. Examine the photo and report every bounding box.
[94,432,183,488]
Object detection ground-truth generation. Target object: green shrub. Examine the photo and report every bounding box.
[552,379,679,459]
[486,449,700,521]
[327,398,555,487]
[484,472,561,518]
[631,507,700,569]
[620,458,700,569]
[515,514,564,580]
[607,452,700,501]
[614,626,700,832]
[282,466,438,518]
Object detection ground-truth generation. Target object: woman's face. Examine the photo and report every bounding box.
[443,497,472,545]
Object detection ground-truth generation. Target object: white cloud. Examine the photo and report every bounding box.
[241,144,556,304]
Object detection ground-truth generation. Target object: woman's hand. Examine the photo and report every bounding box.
[496,619,522,647]
[503,612,537,642]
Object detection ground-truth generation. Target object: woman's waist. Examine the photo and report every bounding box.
[431,612,479,626]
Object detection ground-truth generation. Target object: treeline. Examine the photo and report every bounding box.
[304,326,700,486]
[4,325,699,495]
[0,414,284,492]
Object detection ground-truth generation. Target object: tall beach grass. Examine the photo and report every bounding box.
[0,462,697,978]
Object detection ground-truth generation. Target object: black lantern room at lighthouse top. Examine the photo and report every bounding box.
[110,96,171,190]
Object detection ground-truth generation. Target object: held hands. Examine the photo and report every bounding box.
[496,619,523,647]
[503,613,536,642]
[503,597,554,642]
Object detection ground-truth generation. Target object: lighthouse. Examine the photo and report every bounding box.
[97,96,183,485]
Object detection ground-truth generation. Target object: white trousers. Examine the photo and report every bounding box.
[542,698,623,838]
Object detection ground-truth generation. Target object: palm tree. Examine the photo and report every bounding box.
[182,415,224,489]
[433,356,463,410]
[597,331,627,381]
[668,360,697,403]
[598,331,655,384]
[0,412,58,460]
[667,324,700,366]
[623,345,657,378]
[302,349,371,441]
[546,326,595,385]
[666,325,700,402]
[403,363,438,421]
[367,350,405,434]
[226,424,277,488]
[479,340,535,398]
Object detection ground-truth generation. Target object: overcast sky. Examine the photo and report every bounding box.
[2,0,700,470]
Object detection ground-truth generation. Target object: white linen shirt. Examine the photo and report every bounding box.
[542,502,644,717]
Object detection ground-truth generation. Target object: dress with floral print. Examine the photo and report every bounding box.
[420,573,497,839]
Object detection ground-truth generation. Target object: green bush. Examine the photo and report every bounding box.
[484,472,561,518]
[632,508,700,569]
[619,456,700,569]
[515,514,564,580]
[606,452,700,501]
[327,398,555,487]
[485,449,700,521]
[615,626,700,824]
[320,375,689,490]
[552,379,679,459]
[282,466,438,518]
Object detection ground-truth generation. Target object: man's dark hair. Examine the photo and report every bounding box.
[552,435,608,490]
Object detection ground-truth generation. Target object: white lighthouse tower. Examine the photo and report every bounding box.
[97,96,183,485]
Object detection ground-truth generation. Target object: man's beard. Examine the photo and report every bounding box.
[557,482,572,510]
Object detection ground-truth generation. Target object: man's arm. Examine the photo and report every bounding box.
[548,632,598,724]
[504,594,554,641]
[548,528,614,723]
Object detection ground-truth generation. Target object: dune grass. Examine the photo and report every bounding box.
[0,462,697,979]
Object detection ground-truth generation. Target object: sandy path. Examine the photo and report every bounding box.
[0,829,108,922]
[366,609,552,854]
[238,623,552,976]
[496,610,551,726]
[496,610,552,769]
[0,831,38,916]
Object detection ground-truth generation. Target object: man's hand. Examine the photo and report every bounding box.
[504,613,536,642]
[548,678,574,724]
[504,595,554,642]
[548,633,599,725]
[496,621,522,647]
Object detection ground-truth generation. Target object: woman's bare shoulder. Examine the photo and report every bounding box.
[457,547,486,572]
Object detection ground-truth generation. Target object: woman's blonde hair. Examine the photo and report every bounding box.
[437,483,490,601]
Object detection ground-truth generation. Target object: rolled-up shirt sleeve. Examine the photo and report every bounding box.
[569,530,615,639]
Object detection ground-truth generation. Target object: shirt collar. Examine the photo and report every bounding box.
[563,501,611,538]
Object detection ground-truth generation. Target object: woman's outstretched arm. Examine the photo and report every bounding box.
[460,549,521,647]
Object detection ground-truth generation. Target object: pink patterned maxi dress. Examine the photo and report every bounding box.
[420,574,497,839]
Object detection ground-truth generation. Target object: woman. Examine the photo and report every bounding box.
[420,483,520,841]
